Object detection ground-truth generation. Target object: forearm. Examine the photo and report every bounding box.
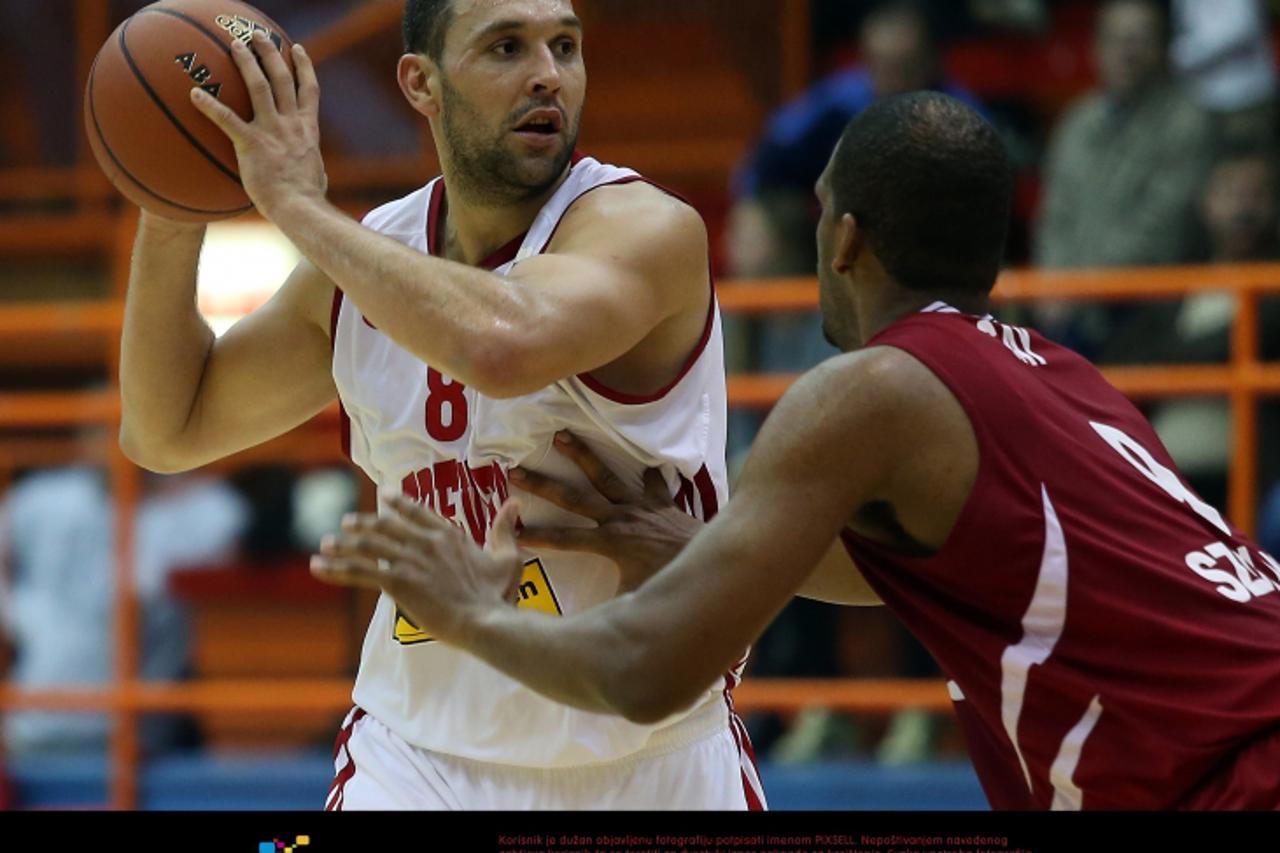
[118,215,217,468]
[458,520,790,723]
[269,198,524,391]
[459,604,638,717]
[457,590,722,724]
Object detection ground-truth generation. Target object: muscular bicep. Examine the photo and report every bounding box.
[179,260,337,467]
[504,251,669,361]
[495,186,710,392]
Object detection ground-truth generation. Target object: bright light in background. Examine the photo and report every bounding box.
[196,222,301,335]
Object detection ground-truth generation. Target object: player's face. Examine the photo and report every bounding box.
[437,0,585,203]
[1094,1,1164,101]
[1202,158,1277,261]
[815,159,860,350]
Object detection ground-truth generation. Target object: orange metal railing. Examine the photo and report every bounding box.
[2,263,1279,808]
[4,0,1279,814]
[717,267,1280,534]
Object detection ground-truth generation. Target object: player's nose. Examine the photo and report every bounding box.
[525,44,563,96]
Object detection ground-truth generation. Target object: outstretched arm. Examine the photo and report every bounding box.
[312,348,935,721]
[513,432,882,604]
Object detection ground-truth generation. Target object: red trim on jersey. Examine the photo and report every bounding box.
[480,232,526,270]
[330,706,365,760]
[428,180,527,271]
[535,172,694,261]
[326,761,355,811]
[693,465,720,520]
[576,282,716,405]
[326,707,366,811]
[541,172,715,405]
[722,690,767,811]
[734,716,766,811]
[721,644,764,811]
[425,179,446,256]
[328,287,342,353]
[329,288,352,461]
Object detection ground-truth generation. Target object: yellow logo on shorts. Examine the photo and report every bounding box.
[393,557,563,645]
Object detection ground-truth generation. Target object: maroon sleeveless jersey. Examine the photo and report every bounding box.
[840,305,1280,810]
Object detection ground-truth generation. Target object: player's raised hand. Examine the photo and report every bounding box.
[190,32,327,218]
[309,495,525,646]
[511,431,703,591]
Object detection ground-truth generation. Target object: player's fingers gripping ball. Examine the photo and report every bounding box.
[84,0,294,220]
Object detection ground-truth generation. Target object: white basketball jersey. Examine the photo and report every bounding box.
[331,157,738,768]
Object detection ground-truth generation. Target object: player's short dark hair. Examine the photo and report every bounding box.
[403,0,454,59]
[829,92,1013,295]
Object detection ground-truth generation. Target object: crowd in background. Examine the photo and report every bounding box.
[722,0,1280,763]
[3,0,1280,778]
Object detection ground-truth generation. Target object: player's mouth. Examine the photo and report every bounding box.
[512,108,564,146]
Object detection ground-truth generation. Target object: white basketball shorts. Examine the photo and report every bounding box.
[325,701,767,810]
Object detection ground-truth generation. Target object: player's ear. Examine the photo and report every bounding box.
[397,53,441,119]
[833,212,862,274]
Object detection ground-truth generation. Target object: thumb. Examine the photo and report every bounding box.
[488,497,522,562]
[489,498,524,604]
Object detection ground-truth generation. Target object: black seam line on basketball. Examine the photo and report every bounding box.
[118,15,244,187]
[88,47,250,216]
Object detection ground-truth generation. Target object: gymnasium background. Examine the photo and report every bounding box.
[2,0,1278,811]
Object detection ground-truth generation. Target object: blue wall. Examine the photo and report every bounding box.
[6,752,987,810]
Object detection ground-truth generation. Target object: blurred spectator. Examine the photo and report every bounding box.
[1172,0,1278,150]
[810,0,1049,66]
[967,0,1049,34]
[227,465,299,562]
[726,2,973,761]
[1033,0,1217,360]
[1102,149,1280,365]
[729,0,985,282]
[0,467,247,756]
[292,468,360,552]
[1035,0,1216,271]
[1199,149,1280,263]
[723,0,987,476]
[761,605,948,766]
[1098,149,1280,513]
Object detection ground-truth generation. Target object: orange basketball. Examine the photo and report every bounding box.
[84,0,294,222]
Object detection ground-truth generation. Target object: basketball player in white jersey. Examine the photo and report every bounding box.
[118,0,763,810]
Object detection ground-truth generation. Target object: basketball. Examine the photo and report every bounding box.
[84,0,294,222]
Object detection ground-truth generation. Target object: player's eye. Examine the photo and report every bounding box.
[554,38,578,57]
[492,40,518,56]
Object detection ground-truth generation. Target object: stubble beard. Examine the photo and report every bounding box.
[440,76,580,207]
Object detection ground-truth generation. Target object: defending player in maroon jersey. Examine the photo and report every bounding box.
[312,92,1280,809]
